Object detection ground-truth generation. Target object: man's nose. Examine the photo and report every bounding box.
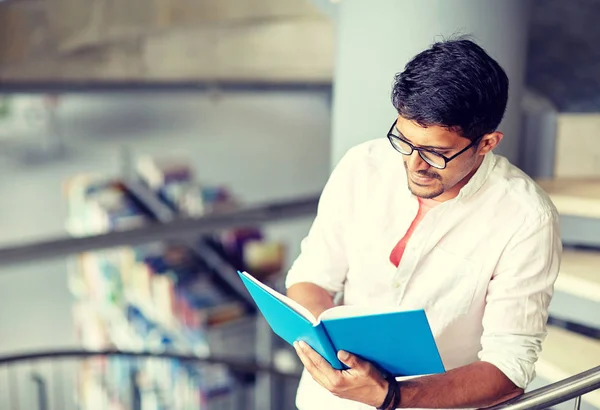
[406,151,430,172]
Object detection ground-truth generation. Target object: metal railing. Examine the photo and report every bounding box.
[0,194,320,269]
[487,365,600,410]
[1,349,598,410]
[0,349,303,410]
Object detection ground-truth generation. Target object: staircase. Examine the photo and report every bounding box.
[534,179,600,410]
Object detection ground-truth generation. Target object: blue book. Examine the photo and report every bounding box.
[238,271,445,377]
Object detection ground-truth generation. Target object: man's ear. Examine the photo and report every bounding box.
[478,131,503,155]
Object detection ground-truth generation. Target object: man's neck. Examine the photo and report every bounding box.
[433,155,485,202]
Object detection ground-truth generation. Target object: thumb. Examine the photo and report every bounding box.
[337,350,363,369]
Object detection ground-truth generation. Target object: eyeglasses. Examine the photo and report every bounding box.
[386,120,483,170]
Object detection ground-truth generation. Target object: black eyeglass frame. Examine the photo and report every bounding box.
[386,120,484,170]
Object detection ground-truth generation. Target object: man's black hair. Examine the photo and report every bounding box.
[391,37,509,141]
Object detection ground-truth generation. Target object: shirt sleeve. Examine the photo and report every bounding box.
[478,211,562,389]
[284,147,359,295]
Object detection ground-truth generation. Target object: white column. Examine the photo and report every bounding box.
[330,0,532,167]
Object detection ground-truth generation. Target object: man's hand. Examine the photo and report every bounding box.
[294,340,389,408]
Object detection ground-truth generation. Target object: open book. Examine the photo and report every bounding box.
[238,271,445,377]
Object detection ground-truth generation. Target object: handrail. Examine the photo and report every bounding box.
[122,179,257,307]
[0,348,302,380]
[486,365,600,410]
[0,350,598,408]
[0,195,319,269]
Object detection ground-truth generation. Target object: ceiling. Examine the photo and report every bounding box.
[0,0,335,84]
[1,0,600,111]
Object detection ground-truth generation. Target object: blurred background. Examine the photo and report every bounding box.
[0,0,599,409]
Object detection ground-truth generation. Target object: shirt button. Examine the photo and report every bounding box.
[393,282,401,289]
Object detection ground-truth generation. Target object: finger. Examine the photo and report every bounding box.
[337,350,364,370]
[298,341,334,373]
[296,341,343,390]
[294,341,325,379]
[294,342,330,388]
[295,341,323,373]
[294,342,312,369]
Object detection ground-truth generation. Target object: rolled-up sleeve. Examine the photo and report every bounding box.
[284,148,359,295]
[478,211,562,389]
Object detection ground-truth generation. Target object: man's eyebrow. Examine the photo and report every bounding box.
[394,125,455,151]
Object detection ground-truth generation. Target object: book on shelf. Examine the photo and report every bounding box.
[238,271,445,377]
[135,155,205,216]
[65,170,270,409]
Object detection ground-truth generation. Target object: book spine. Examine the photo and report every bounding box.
[314,323,346,370]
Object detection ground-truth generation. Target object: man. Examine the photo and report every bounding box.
[285,38,562,410]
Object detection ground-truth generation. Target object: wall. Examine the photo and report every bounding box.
[528,0,600,112]
[554,114,600,177]
[330,0,531,166]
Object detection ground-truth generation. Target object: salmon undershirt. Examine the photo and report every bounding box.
[389,197,441,267]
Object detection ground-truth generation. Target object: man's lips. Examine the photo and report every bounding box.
[411,172,438,184]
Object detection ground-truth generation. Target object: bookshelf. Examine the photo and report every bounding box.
[64,155,289,409]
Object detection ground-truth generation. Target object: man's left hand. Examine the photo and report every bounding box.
[294,340,389,407]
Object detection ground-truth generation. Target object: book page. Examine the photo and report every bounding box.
[239,271,318,324]
[318,304,397,321]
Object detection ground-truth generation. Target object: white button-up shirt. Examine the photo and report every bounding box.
[285,139,562,410]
